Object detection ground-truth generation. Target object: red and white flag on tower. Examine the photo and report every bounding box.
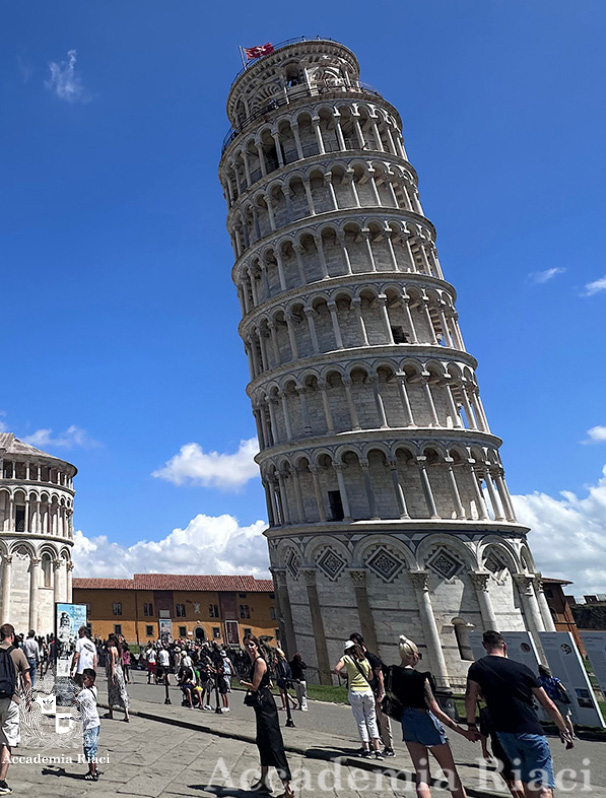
[243,43,274,60]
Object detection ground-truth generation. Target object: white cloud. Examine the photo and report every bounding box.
[0,411,6,434]
[583,426,606,445]
[45,49,87,103]
[512,466,606,596]
[529,267,566,285]
[22,425,99,449]
[584,274,606,297]
[152,438,259,491]
[72,514,270,578]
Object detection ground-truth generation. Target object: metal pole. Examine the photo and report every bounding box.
[214,671,222,714]
[284,682,295,728]
[164,677,171,705]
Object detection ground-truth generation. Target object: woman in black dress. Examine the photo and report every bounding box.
[240,634,294,797]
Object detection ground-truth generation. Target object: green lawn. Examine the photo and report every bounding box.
[306,684,349,704]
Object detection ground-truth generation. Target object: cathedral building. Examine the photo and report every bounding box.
[0,433,75,634]
[218,38,554,684]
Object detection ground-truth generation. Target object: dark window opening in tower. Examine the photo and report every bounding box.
[328,490,344,521]
[15,505,25,532]
[392,326,408,344]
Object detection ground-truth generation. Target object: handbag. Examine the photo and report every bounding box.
[381,666,404,721]
[244,689,260,707]
[556,681,571,705]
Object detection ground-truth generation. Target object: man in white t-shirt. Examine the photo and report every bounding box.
[156,647,170,684]
[70,628,97,687]
[146,645,156,684]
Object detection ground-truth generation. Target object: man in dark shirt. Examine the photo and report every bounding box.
[349,633,394,757]
[466,630,572,798]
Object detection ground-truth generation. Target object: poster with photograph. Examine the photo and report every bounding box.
[159,618,172,644]
[581,632,606,699]
[469,630,542,672]
[55,603,87,706]
[55,603,87,674]
[539,631,605,728]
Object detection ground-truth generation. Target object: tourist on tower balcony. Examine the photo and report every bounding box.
[240,634,294,798]
[334,640,384,760]
[386,635,476,798]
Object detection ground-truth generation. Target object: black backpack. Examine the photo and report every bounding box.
[0,647,16,700]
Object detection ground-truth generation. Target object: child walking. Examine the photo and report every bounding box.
[76,668,101,781]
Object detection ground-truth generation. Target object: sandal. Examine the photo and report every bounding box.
[84,773,98,781]
[102,712,113,719]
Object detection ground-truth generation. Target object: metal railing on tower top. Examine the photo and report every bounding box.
[221,79,383,155]
[230,36,341,82]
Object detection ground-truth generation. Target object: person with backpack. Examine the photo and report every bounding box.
[466,631,573,798]
[537,664,576,739]
[334,640,383,760]
[0,623,32,795]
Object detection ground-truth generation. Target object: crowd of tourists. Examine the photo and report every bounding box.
[0,622,581,798]
[329,629,575,798]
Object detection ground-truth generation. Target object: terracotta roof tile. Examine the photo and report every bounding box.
[72,575,274,592]
[73,578,135,590]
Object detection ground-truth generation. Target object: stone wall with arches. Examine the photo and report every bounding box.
[0,434,75,634]
[270,530,553,684]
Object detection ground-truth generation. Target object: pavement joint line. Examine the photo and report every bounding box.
[97,702,503,797]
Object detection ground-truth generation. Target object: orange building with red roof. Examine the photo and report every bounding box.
[73,574,277,648]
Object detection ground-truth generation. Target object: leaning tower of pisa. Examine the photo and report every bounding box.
[219,38,554,684]
[0,433,76,635]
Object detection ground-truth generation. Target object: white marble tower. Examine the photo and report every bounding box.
[0,433,75,635]
[219,38,554,685]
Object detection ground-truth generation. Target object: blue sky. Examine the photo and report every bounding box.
[2,0,605,592]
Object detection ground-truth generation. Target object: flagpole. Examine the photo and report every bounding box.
[238,46,247,69]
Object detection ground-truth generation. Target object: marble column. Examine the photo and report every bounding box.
[53,559,62,606]
[348,569,378,653]
[67,562,74,602]
[514,574,547,659]
[302,569,332,684]
[333,463,352,521]
[469,571,498,631]
[272,568,297,658]
[1,556,12,624]
[389,459,410,519]
[410,571,450,687]
[360,460,378,519]
[535,575,557,632]
[417,458,439,519]
[309,465,327,522]
[29,557,41,630]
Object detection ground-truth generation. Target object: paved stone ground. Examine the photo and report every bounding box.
[120,670,606,793]
[4,670,604,797]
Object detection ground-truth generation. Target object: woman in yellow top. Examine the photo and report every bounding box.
[335,640,383,759]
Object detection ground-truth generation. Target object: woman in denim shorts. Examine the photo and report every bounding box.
[389,636,476,798]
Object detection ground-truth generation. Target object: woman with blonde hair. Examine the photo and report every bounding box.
[335,640,383,759]
[387,635,475,798]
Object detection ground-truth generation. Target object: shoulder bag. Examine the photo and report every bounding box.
[381,665,404,721]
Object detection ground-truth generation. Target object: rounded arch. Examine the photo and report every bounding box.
[415,534,478,571]
[352,535,416,570]
[303,535,351,568]
[479,538,521,575]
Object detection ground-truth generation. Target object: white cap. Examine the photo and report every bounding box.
[344,640,355,650]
